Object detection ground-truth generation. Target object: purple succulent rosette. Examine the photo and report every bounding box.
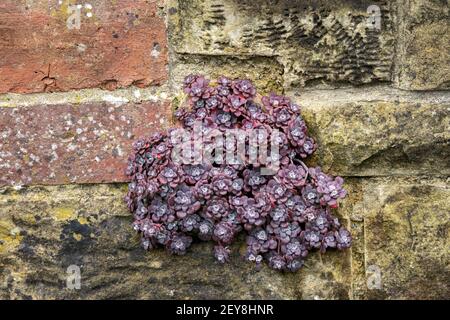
[125,75,351,271]
[277,164,307,188]
[214,245,231,263]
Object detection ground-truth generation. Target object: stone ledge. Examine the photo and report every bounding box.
[0,85,171,109]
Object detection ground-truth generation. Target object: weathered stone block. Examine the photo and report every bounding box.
[0,0,168,94]
[294,88,450,176]
[0,184,351,300]
[169,54,284,95]
[347,178,450,299]
[168,0,395,88]
[395,0,450,90]
[0,101,171,186]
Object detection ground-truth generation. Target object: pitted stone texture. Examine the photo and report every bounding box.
[395,0,450,90]
[170,54,284,95]
[0,0,168,94]
[0,101,170,186]
[347,178,450,299]
[168,0,394,88]
[0,184,351,300]
[296,93,450,176]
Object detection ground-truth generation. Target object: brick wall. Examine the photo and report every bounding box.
[0,0,448,299]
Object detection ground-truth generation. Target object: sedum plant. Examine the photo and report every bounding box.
[125,75,351,272]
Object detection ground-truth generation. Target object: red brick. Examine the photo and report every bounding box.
[0,101,171,186]
[0,0,167,94]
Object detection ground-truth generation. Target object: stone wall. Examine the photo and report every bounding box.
[0,0,448,299]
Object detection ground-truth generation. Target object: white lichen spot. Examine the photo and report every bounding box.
[133,90,141,99]
[151,43,161,58]
[16,130,25,139]
[95,156,100,162]
[29,154,40,163]
[102,95,129,106]
[76,128,83,135]
[160,92,168,100]
[115,146,124,157]
[10,227,21,236]
[76,43,87,53]
[147,94,159,102]
[1,128,11,139]
[51,151,59,162]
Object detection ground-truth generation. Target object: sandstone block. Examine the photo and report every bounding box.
[0,184,351,299]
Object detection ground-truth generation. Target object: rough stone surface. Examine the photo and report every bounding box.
[0,0,449,301]
[168,0,395,89]
[346,177,450,299]
[0,85,171,108]
[0,101,171,187]
[0,184,351,300]
[170,54,284,95]
[0,178,447,300]
[295,90,450,176]
[395,0,450,90]
[0,0,168,94]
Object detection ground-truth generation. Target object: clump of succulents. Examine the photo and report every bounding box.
[125,75,351,272]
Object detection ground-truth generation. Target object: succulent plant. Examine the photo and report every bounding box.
[204,197,230,221]
[266,179,290,203]
[198,218,214,241]
[214,245,231,263]
[237,198,267,230]
[125,75,351,272]
[277,164,307,188]
[168,234,193,255]
[213,221,235,245]
[211,174,233,196]
[168,184,201,218]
